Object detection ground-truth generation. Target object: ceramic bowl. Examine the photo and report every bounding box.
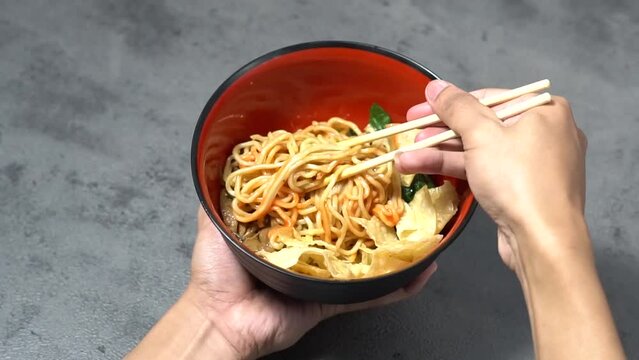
[192,41,476,304]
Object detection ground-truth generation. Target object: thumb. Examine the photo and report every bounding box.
[426,80,499,144]
[197,205,217,234]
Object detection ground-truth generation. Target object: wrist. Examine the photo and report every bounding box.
[504,211,599,315]
[514,211,593,267]
[182,284,262,360]
[127,289,244,360]
[505,214,625,359]
[181,286,254,360]
[496,210,595,293]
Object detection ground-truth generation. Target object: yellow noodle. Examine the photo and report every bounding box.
[222,117,405,277]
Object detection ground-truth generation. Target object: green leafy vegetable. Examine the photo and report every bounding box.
[369,103,391,131]
[401,187,414,203]
[401,174,435,203]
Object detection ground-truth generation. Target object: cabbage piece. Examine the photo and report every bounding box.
[257,243,370,280]
[365,235,443,276]
[402,175,416,189]
[291,262,332,278]
[395,180,460,241]
[258,246,313,270]
[396,186,438,241]
[362,216,398,246]
[358,213,442,276]
[429,181,459,233]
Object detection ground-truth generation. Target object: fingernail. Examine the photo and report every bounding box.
[426,80,450,101]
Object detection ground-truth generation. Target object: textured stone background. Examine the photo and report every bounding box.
[1,0,638,359]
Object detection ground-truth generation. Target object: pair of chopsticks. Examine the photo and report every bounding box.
[337,79,552,179]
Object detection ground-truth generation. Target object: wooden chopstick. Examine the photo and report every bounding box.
[338,79,551,148]
[338,92,553,179]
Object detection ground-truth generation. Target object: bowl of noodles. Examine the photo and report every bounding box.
[192,41,476,304]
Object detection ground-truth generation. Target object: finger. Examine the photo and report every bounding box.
[490,93,537,114]
[415,127,463,150]
[415,92,534,129]
[195,205,227,249]
[406,88,506,122]
[466,88,510,103]
[426,81,500,142]
[396,149,466,179]
[196,206,230,250]
[329,262,438,315]
[192,206,255,296]
[406,102,433,121]
[485,93,539,127]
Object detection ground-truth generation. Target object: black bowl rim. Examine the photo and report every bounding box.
[191,40,478,285]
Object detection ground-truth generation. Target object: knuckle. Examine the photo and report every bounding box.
[547,96,574,123]
[438,91,470,114]
[552,96,572,112]
[530,95,575,126]
[578,128,588,150]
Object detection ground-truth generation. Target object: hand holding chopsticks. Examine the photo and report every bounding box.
[338,79,553,180]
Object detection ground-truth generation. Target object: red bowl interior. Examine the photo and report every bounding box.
[194,43,475,280]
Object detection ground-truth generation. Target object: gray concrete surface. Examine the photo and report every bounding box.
[1,0,638,358]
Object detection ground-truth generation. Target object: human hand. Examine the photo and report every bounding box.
[128,207,437,360]
[395,81,588,274]
[128,84,624,360]
[395,81,624,360]
[184,206,437,359]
